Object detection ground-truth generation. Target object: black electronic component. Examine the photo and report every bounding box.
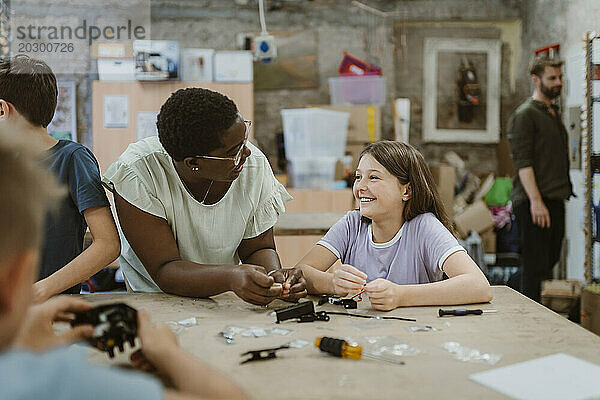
[275,301,330,323]
[317,295,358,309]
[71,303,138,358]
[240,345,290,364]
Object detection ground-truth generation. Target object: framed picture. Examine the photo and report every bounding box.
[422,38,501,143]
[48,81,77,142]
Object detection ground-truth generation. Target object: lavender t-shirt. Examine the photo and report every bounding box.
[317,211,464,284]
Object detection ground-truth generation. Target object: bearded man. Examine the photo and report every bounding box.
[506,57,574,302]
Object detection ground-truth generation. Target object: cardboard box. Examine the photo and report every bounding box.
[345,142,367,171]
[285,189,354,213]
[91,42,134,58]
[134,40,179,80]
[275,235,321,267]
[317,105,381,142]
[497,138,515,177]
[214,51,253,82]
[430,164,456,220]
[581,284,600,336]
[274,174,288,186]
[454,200,494,239]
[334,160,346,181]
[541,280,582,315]
[334,155,354,181]
[181,48,214,82]
[97,58,135,81]
[481,229,496,254]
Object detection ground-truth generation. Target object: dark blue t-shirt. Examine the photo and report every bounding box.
[40,140,110,293]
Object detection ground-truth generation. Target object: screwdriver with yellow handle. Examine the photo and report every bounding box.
[315,337,404,365]
[315,337,362,359]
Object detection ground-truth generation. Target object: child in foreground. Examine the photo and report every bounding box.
[296,141,492,311]
[0,135,247,400]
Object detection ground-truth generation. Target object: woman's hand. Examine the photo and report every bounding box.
[365,278,401,311]
[332,264,367,296]
[268,268,307,301]
[230,264,283,305]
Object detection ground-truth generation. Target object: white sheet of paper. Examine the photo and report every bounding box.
[103,95,129,128]
[470,353,600,400]
[593,38,600,64]
[136,111,159,140]
[594,102,600,154]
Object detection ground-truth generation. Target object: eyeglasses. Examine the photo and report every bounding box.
[194,117,252,167]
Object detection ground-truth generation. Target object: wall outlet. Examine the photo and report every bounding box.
[253,34,277,62]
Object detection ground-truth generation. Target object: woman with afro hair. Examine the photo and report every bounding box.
[103,88,306,305]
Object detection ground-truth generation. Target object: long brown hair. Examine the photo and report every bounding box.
[360,140,456,236]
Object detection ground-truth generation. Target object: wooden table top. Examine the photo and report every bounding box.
[273,212,347,236]
[81,286,600,400]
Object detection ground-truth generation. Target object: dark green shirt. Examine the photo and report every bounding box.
[507,98,573,205]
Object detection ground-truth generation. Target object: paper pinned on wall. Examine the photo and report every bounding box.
[592,37,600,64]
[470,353,600,400]
[103,95,129,128]
[48,81,77,142]
[593,80,600,97]
[394,98,410,143]
[594,102,600,153]
[137,111,159,141]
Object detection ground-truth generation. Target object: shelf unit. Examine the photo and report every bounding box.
[584,32,600,283]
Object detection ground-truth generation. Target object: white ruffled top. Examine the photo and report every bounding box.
[102,137,291,292]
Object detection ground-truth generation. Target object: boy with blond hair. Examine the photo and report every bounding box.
[0,135,248,399]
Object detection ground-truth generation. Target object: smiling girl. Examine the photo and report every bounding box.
[296,141,492,311]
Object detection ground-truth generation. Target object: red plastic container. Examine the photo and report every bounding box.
[338,52,382,76]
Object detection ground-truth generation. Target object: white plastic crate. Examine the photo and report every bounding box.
[287,157,338,189]
[280,108,350,160]
[328,75,386,106]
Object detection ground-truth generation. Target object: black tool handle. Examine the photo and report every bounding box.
[438,308,483,317]
[318,337,345,357]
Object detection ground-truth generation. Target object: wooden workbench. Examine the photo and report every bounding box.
[273,212,347,236]
[273,211,346,266]
[81,286,600,400]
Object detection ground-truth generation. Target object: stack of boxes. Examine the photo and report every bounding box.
[280,108,350,189]
[93,41,253,83]
[318,105,381,173]
[430,164,496,253]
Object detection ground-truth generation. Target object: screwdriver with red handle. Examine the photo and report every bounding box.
[438,308,498,317]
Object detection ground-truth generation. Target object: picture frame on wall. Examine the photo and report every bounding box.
[48,81,77,142]
[422,38,501,143]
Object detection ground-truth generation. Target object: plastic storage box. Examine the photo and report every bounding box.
[328,75,386,106]
[287,157,339,189]
[281,108,350,189]
[281,108,350,159]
